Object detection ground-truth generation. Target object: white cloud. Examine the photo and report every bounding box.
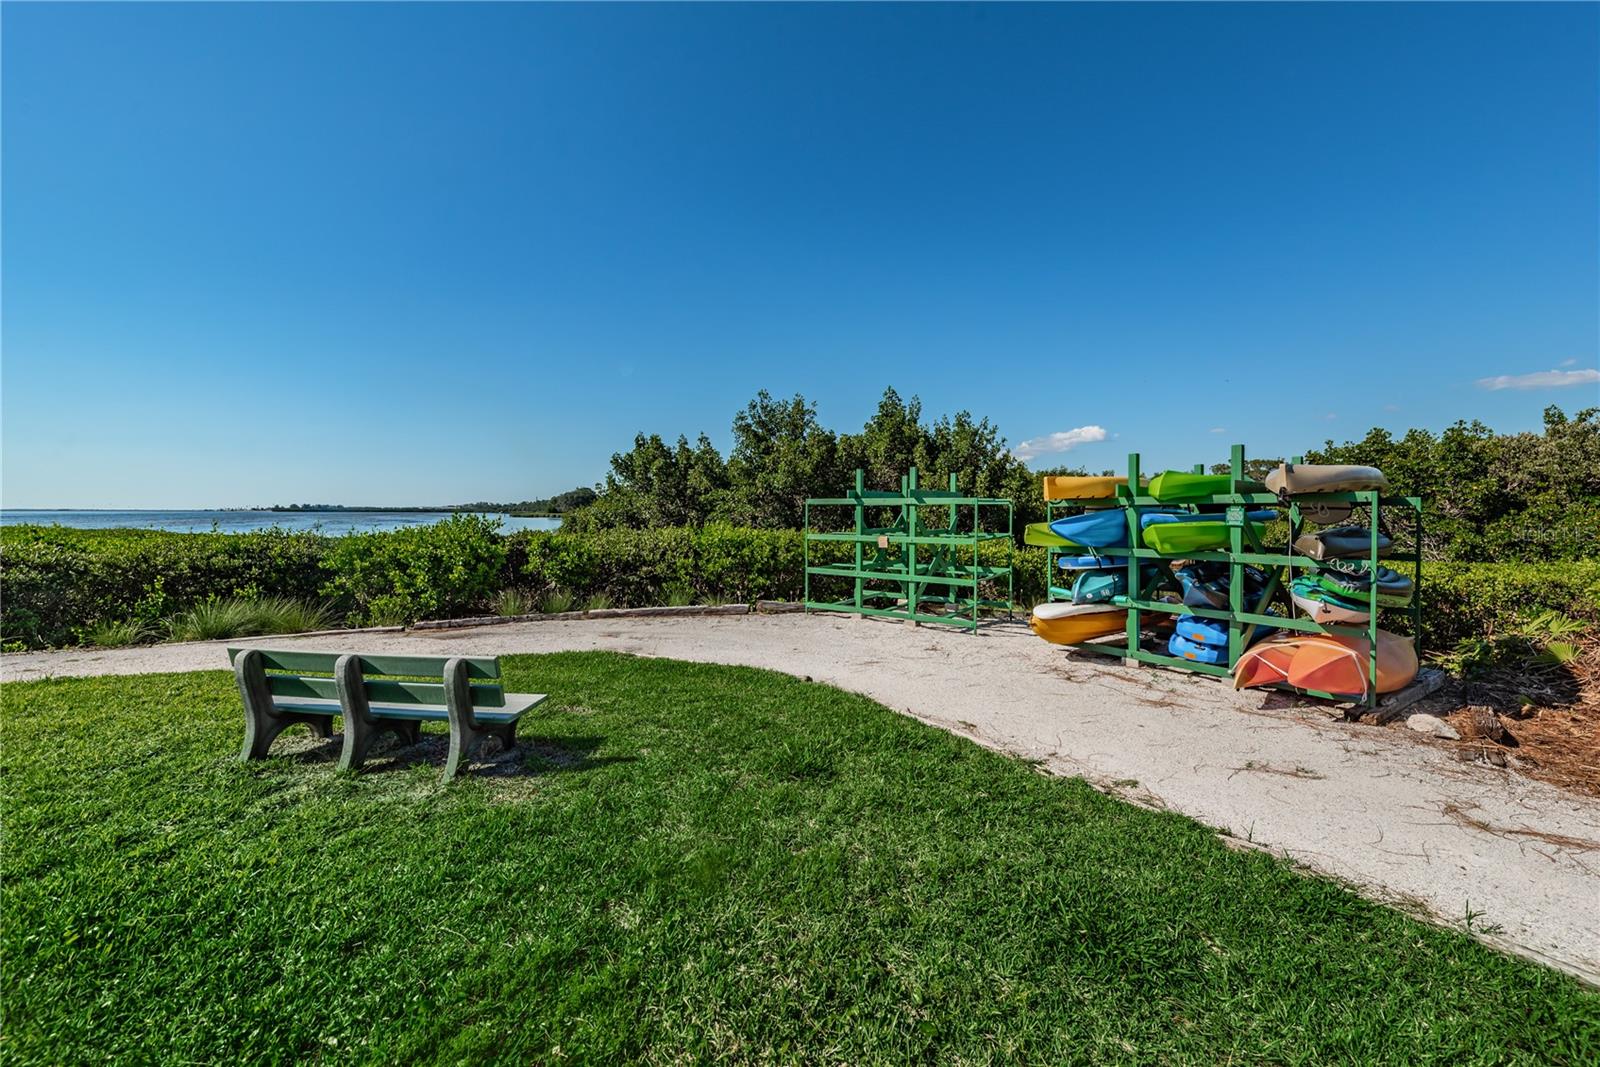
[1012,425,1107,462]
[1208,427,1227,434]
[1476,368,1600,391]
[1560,358,1577,367]
[1323,413,1338,421]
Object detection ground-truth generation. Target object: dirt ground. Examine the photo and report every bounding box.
[5,612,1599,985]
[1401,636,1600,798]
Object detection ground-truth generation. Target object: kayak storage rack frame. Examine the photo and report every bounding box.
[804,467,1014,630]
[1044,444,1423,708]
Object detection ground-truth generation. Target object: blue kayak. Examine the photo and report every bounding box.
[1050,508,1183,549]
[1057,554,1130,570]
[1168,632,1228,665]
[1048,509,1132,548]
[1174,611,1280,648]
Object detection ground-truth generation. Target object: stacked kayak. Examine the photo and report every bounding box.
[1167,611,1279,665]
[1042,476,1131,501]
[1048,508,1165,548]
[1289,576,1372,624]
[1289,561,1411,622]
[1025,522,1078,548]
[1029,602,1127,645]
[1057,552,1130,569]
[1265,463,1388,496]
[1311,562,1413,607]
[1174,561,1272,609]
[1147,470,1269,500]
[1293,526,1393,561]
[1066,563,1165,605]
[1147,471,1234,500]
[1140,510,1276,553]
[1233,630,1418,697]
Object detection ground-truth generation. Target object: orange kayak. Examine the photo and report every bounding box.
[1286,631,1418,696]
[1231,635,1322,689]
[1233,631,1417,696]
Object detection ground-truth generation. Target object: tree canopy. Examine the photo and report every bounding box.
[563,388,1066,533]
[1307,405,1599,562]
[564,391,1599,565]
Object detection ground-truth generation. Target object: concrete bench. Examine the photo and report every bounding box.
[229,648,547,784]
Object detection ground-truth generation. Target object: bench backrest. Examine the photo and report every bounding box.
[226,648,506,707]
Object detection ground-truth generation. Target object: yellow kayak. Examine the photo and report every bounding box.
[1029,603,1128,645]
[1041,475,1130,501]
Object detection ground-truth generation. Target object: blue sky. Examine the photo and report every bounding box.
[4,2,1596,507]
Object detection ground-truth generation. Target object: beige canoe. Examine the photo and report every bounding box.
[1265,463,1388,495]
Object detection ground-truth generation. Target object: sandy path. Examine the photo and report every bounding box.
[6,613,1598,983]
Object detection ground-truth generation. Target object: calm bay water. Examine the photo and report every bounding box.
[1,510,563,536]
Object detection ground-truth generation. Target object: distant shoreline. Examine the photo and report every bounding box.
[5,507,558,516]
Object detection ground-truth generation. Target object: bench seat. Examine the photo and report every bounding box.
[270,694,547,724]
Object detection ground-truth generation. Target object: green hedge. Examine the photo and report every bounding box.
[323,515,507,626]
[0,526,328,650]
[516,525,807,605]
[1411,560,1600,648]
[2,523,1595,652]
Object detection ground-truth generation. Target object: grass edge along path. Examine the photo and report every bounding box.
[3,652,1598,1064]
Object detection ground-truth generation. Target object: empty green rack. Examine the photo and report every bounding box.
[804,467,1014,630]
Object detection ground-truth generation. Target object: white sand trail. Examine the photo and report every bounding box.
[6,613,1598,983]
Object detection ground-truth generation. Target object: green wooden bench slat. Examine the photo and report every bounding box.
[227,647,500,679]
[272,693,546,724]
[266,674,507,708]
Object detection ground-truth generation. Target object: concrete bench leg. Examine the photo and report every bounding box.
[338,716,422,773]
[235,648,335,761]
[333,653,424,773]
[442,720,517,785]
[441,657,518,785]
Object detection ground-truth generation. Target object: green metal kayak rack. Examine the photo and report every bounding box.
[1044,444,1423,708]
[804,468,1014,630]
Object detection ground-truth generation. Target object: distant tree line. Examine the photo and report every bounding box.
[562,388,1078,534]
[263,491,598,516]
[461,488,599,516]
[564,389,1598,565]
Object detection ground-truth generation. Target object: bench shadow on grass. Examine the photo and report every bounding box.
[268,729,634,782]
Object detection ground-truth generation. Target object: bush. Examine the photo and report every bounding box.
[166,599,263,642]
[82,618,153,648]
[164,596,335,643]
[319,514,507,626]
[517,524,805,606]
[493,588,536,617]
[0,526,329,649]
[1412,559,1600,649]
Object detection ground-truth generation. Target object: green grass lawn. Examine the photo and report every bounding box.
[3,652,1597,1064]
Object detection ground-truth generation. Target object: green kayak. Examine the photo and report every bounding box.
[1147,471,1235,501]
[1025,522,1079,548]
[1142,520,1268,554]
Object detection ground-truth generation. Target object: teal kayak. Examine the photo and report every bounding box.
[1312,562,1413,607]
